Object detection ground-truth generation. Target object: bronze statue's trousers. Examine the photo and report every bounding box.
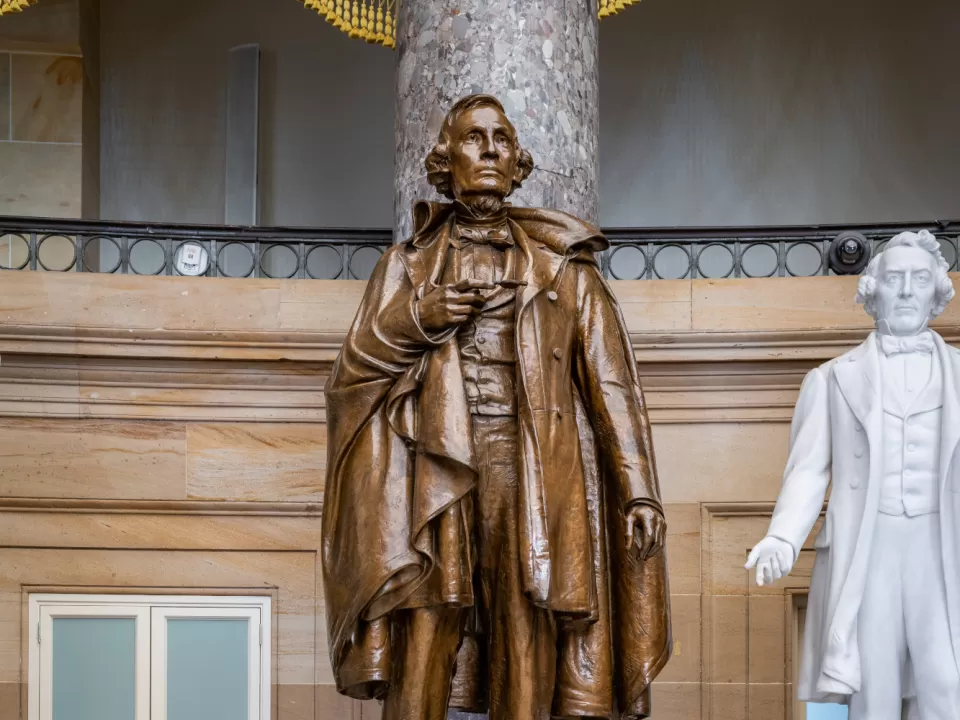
[383,415,558,720]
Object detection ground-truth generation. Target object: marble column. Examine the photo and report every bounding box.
[393,0,599,240]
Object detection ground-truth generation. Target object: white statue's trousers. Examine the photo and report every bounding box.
[849,512,960,720]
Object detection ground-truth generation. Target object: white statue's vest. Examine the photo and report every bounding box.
[878,350,943,517]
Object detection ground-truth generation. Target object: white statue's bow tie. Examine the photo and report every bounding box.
[880,332,934,356]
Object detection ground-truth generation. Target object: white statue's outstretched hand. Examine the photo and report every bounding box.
[745,536,796,586]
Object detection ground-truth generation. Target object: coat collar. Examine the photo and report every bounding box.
[933,331,960,484]
[401,201,606,308]
[511,218,562,313]
[834,332,882,433]
[408,201,607,253]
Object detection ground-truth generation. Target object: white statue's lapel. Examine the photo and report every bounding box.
[834,333,883,439]
[934,331,960,487]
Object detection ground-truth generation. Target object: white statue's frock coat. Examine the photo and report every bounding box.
[767,331,960,702]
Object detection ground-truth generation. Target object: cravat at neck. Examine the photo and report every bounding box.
[452,202,512,248]
[880,331,934,356]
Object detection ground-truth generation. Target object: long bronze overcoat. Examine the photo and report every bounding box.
[322,202,671,718]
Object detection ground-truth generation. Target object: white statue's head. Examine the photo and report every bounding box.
[855,230,955,336]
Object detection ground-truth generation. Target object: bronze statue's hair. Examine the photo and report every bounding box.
[425,94,535,200]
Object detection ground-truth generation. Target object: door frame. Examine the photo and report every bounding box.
[150,604,264,720]
[28,593,271,720]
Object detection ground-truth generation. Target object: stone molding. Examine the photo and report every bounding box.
[3,323,960,423]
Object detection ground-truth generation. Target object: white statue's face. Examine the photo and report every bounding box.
[874,245,938,336]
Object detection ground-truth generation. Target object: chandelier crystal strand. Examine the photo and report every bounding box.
[348,0,359,38]
[373,0,385,44]
[360,0,369,40]
[382,1,395,48]
[362,1,374,43]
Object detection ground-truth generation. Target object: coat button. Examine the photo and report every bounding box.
[547,290,558,301]
[553,348,562,359]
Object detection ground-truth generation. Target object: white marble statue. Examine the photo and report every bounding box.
[745,230,960,719]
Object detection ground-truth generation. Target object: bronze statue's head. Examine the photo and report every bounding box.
[425,94,534,211]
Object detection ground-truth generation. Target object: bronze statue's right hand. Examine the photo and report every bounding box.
[417,279,494,333]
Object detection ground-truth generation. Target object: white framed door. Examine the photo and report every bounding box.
[150,605,264,720]
[28,594,271,720]
[32,603,150,720]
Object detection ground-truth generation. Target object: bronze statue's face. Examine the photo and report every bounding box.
[447,106,520,201]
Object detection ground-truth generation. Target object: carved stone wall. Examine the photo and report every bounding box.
[3,272,958,719]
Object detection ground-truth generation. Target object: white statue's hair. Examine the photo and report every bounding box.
[855,229,955,320]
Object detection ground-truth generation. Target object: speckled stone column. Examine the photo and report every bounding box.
[394,0,599,240]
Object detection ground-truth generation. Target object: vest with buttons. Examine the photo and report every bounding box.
[458,293,518,416]
[447,221,519,417]
[878,350,943,516]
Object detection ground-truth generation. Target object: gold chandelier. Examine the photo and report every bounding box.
[0,0,38,15]
[299,0,639,48]
[301,0,397,47]
[1,0,636,48]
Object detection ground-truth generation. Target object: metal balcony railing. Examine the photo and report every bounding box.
[1,216,957,281]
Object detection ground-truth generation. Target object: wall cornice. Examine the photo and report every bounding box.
[2,273,959,422]
[7,323,960,362]
[5,324,958,423]
[0,497,321,515]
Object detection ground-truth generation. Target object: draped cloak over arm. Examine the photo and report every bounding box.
[322,242,475,698]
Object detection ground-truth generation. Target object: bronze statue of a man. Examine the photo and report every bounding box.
[322,94,671,720]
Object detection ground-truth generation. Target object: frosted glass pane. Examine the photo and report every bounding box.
[52,617,136,720]
[167,618,249,720]
[807,703,848,720]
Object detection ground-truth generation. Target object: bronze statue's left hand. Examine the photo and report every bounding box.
[625,505,666,560]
